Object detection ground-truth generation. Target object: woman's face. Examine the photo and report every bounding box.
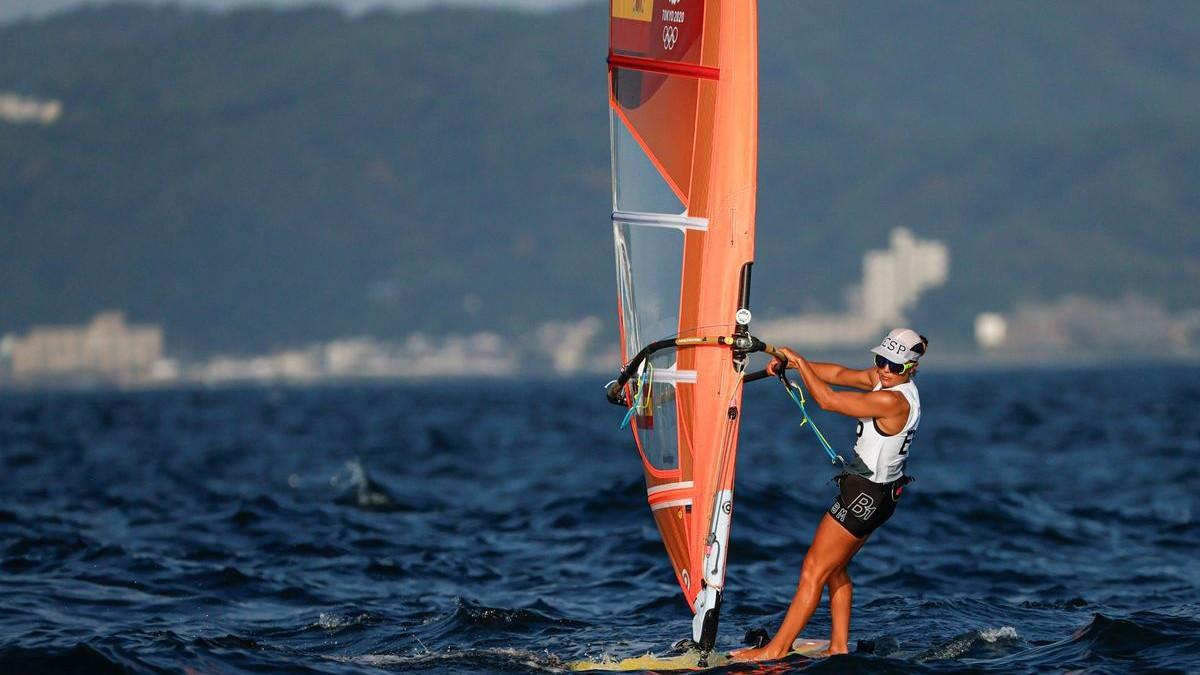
[875,359,914,388]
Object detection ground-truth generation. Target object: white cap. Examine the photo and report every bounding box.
[870,328,926,364]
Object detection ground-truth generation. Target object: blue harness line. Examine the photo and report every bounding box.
[615,352,845,470]
[779,374,844,467]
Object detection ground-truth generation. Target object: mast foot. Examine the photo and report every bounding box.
[691,587,723,652]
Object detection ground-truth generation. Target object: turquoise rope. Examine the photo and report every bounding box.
[619,366,652,429]
[781,378,842,465]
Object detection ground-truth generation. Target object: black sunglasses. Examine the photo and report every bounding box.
[874,354,913,375]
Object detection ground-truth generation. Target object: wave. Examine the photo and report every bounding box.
[415,598,587,645]
[0,643,138,674]
[324,646,567,672]
[447,598,584,630]
[315,611,378,631]
[549,476,644,515]
[915,626,1021,661]
[1067,612,1198,659]
[1018,597,1090,610]
[331,459,402,510]
[973,611,1200,671]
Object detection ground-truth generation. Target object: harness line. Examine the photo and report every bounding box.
[776,368,844,467]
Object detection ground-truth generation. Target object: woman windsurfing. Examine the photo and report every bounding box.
[732,328,928,661]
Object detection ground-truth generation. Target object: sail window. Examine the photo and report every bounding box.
[611,105,686,215]
[613,218,684,368]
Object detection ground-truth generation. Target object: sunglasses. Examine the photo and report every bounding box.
[875,354,915,375]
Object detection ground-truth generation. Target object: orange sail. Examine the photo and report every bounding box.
[608,0,757,650]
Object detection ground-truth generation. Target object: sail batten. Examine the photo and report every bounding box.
[608,53,721,80]
[612,211,708,231]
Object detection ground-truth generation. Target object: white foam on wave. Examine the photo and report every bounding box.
[918,625,1021,660]
[979,626,1019,642]
[316,612,371,630]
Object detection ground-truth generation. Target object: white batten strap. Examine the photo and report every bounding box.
[613,210,708,231]
[650,498,693,512]
[646,368,697,384]
[647,481,694,496]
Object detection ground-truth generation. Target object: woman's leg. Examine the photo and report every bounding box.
[828,531,869,654]
[826,567,852,654]
[732,513,863,660]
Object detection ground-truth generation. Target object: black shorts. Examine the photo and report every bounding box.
[827,473,910,539]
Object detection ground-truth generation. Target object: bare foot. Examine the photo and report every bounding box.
[728,645,786,662]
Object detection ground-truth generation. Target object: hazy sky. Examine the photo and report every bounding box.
[0,0,596,24]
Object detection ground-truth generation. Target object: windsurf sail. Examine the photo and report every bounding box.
[606,0,758,651]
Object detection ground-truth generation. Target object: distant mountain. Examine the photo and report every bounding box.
[1,2,1197,353]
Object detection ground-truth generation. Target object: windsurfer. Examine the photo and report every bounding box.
[731,328,927,661]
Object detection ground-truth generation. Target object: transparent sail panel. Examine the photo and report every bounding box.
[610,68,698,209]
[611,107,686,215]
[613,219,683,367]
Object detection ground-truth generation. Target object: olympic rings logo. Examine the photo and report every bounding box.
[663,25,679,50]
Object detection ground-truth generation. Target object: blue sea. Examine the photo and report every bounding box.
[1,368,1198,673]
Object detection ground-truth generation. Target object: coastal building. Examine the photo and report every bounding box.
[974,294,1199,357]
[0,92,62,125]
[2,312,164,386]
[189,332,520,383]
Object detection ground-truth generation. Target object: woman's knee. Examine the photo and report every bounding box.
[828,567,851,587]
[799,556,839,589]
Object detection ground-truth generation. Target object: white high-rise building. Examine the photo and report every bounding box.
[862,228,950,326]
[757,228,949,348]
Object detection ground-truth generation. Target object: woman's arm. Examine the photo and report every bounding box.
[791,354,907,420]
[804,360,876,390]
[769,347,876,390]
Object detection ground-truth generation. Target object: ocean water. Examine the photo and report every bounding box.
[0,368,1198,674]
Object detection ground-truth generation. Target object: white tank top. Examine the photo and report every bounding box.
[851,380,920,483]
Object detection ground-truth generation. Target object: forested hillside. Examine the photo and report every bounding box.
[1,2,1197,351]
